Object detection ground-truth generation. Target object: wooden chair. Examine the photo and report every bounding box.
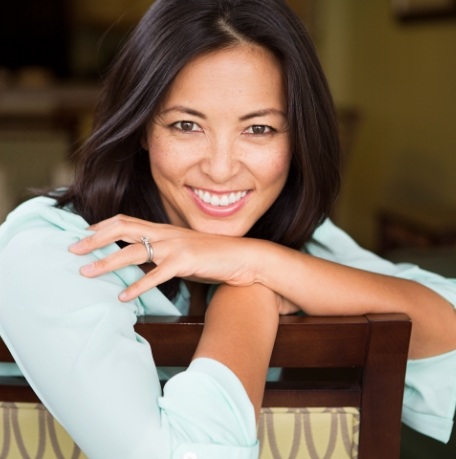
[0,313,411,459]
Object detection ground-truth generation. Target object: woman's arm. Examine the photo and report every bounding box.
[194,283,280,420]
[0,200,280,458]
[257,241,456,359]
[72,215,456,359]
[0,226,167,459]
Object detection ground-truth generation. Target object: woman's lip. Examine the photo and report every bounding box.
[187,187,251,217]
[191,187,248,205]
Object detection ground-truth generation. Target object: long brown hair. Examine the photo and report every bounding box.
[54,0,341,299]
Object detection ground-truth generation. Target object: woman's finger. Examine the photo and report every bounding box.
[118,259,181,302]
[79,242,154,278]
[70,219,152,254]
[87,214,144,231]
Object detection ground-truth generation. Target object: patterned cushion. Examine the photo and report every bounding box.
[0,403,359,458]
[259,407,359,459]
[0,402,86,458]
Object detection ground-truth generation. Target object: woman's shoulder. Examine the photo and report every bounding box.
[0,195,89,242]
[303,218,354,254]
[0,196,89,234]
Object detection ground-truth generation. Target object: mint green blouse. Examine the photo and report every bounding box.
[0,196,454,459]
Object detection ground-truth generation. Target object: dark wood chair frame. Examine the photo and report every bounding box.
[0,313,411,459]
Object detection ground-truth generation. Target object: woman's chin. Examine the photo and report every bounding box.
[190,220,250,237]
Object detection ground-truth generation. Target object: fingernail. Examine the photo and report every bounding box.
[69,240,82,251]
[80,263,95,275]
[118,291,128,302]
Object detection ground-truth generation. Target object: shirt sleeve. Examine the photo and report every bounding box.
[0,200,259,459]
[306,219,456,443]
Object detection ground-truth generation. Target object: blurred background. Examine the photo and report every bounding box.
[1,0,456,262]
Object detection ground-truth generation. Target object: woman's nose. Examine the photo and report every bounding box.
[200,139,240,183]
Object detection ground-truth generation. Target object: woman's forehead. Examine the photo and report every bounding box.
[159,45,287,114]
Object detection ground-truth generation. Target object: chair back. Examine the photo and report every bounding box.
[0,313,411,459]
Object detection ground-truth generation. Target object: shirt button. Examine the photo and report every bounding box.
[183,453,197,459]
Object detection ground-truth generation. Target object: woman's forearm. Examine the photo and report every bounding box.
[69,214,456,360]
[254,241,456,359]
[194,283,280,420]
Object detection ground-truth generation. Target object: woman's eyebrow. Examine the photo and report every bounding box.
[239,108,287,121]
[159,105,207,119]
[159,106,287,121]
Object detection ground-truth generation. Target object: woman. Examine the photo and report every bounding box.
[0,0,455,457]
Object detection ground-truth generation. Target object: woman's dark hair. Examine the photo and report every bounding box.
[55,0,341,299]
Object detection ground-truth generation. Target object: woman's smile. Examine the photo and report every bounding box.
[188,186,251,217]
[144,44,290,236]
[191,187,249,208]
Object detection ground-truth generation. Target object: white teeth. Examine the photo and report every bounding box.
[220,195,229,206]
[203,191,211,203]
[193,188,248,207]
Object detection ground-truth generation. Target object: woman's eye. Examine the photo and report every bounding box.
[245,125,274,135]
[173,121,201,132]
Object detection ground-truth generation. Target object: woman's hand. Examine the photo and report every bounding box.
[69,214,264,301]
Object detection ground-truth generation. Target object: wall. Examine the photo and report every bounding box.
[317,0,456,249]
[73,0,149,26]
[71,0,316,78]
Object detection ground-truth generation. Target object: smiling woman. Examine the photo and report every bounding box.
[0,0,455,458]
[145,45,290,236]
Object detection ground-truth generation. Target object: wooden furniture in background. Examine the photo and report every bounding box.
[378,204,456,254]
[0,84,99,150]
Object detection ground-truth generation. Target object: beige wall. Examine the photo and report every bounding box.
[317,0,456,249]
[74,0,316,29]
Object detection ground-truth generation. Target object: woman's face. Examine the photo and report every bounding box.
[144,44,291,236]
